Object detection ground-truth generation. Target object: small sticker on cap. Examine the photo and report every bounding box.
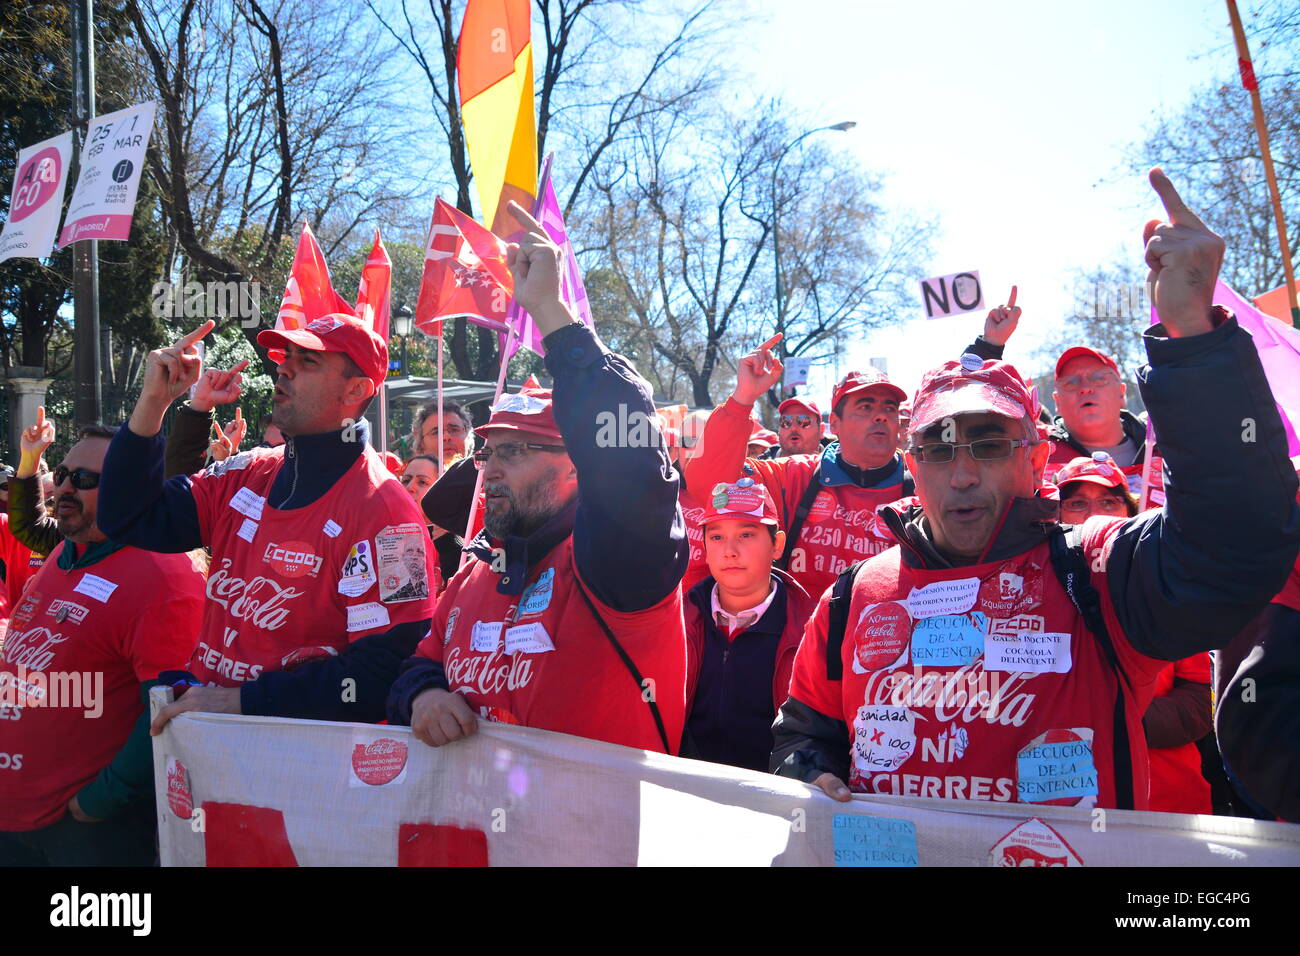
[959,353,984,372]
[1091,451,1108,462]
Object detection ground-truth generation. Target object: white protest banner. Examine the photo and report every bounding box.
[784,356,812,388]
[0,131,73,264]
[152,691,1300,867]
[58,101,156,247]
[920,269,983,318]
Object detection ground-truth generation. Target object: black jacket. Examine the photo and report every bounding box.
[772,315,1300,784]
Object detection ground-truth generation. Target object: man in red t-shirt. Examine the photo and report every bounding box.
[773,171,1300,810]
[685,344,911,601]
[99,316,436,731]
[387,201,688,754]
[0,426,205,865]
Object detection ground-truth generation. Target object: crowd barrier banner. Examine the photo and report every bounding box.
[149,690,1300,867]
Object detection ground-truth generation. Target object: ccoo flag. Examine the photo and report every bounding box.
[458,0,537,235]
[275,222,355,333]
[355,229,393,340]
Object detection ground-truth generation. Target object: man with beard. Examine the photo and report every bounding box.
[387,201,688,753]
[0,426,204,865]
[770,170,1300,810]
[98,316,436,730]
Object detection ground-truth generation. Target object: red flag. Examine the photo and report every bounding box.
[275,222,354,332]
[414,198,515,339]
[355,229,392,339]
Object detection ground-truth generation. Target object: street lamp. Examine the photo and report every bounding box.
[392,304,413,377]
[771,121,856,399]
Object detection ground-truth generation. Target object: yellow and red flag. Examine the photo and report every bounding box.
[275,222,354,332]
[457,0,537,234]
[355,229,392,339]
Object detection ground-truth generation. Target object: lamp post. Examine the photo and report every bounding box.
[392,304,413,376]
[770,121,855,400]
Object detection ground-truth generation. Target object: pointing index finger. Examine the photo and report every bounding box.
[178,319,215,350]
[1149,167,1205,228]
[506,200,545,234]
[758,333,783,351]
[1007,285,1017,309]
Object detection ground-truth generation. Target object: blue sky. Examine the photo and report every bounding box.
[744,0,1248,399]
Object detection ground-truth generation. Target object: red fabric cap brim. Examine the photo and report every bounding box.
[910,384,1029,437]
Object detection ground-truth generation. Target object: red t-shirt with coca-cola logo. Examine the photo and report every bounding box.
[0,545,205,830]
[787,516,1167,809]
[186,447,437,685]
[413,535,686,753]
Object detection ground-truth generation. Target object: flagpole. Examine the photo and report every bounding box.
[1226,0,1299,328]
[436,318,445,474]
[460,320,519,566]
[1138,422,1156,512]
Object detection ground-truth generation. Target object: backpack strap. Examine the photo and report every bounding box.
[824,560,865,681]
[776,462,823,571]
[573,576,672,754]
[900,470,914,499]
[1046,524,1135,810]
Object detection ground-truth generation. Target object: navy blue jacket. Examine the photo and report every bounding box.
[99,416,431,722]
[387,322,687,722]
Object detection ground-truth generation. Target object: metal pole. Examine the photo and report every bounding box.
[71,0,102,426]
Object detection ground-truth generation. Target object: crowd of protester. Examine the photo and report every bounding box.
[1,172,1298,866]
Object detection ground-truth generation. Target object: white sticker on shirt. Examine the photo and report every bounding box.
[906,577,979,619]
[204,450,254,478]
[985,630,1072,675]
[376,523,429,604]
[471,621,503,652]
[346,601,391,633]
[73,573,118,604]
[852,704,917,776]
[338,540,378,598]
[323,519,342,538]
[236,518,259,543]
[504,621,556,654]
[228,487,266,521]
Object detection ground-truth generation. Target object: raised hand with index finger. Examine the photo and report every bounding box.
[982,285,1021,348]
[1143,167,1224,338]
[733,333,785,406]
[130,319,216,438]
[16,405,55,479]
[503,200,573,337]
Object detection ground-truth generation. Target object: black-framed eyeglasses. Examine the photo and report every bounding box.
[472,441,566,469]
[53,465,101,490]
[910,438,1036,463]
[779,415,816,429]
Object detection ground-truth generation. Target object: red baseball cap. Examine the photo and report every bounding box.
[1053,452,1127,490]
[258,314,388,391]
[702,478,780,527]
[831,368,907,412]
[380,452,405,476]
[910,354,1037,438]
[1055,346,1119,379]
[778,398,821,419]
[475,387,563,441]
[748,422,779,448]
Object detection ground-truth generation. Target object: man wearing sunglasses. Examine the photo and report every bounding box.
[762,398,826,459]
[99,314,436,733]
[771,169,1300,812]
[387,201,688,755]
[0,425,205,865]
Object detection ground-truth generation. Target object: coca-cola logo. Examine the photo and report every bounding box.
[445,644,536,697]
[853,602,910,672]
[2,626,68,672]
[806,494,833,523]
[166,758,193,819]
[206,558,304,630]
[864,659,1037,728]
[351,738,408,786]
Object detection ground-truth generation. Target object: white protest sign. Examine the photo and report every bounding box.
[58,101,157,247]
[920,270,983,319]
[784,355,812,388]
[0,131,73,264]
